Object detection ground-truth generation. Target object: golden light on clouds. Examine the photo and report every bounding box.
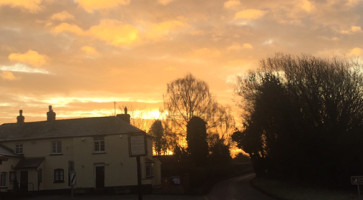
[191,48,221,60]
[300,0,314,12]
[340,25,362,34]
[224,0,240,9]
[88,19,139,46]
[1,71,17,81]
[146,20,187,40]
[347,47,363,57]
[8,50,48,67]
[351,26,362,32]
[52,23,85,35]
[347,0,360,7]
[0,0,362,126]
[50,11,75,21]
[0,0,43,12]
[234,9,266,20]
[75,0,130,12]
[81,46,98,55]
[242,43,253,49]
[157,0,174,6]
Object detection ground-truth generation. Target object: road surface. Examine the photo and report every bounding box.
[11,173,273,200]
[205,173,275,200]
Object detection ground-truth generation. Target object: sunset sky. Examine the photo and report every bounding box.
[0,0,362,128]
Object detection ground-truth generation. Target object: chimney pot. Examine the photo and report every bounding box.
[47,105,56,122]
[17,109,25,124]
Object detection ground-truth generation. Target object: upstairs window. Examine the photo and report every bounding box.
[94,137,105,153]
[51,141,62,154]
[15,144,23,154]
[53,169,64,183]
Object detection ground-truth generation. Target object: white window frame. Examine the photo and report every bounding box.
[15,144,23,154]
[51,141,62,154]
[53,169,64,183]
[94,138,105,153]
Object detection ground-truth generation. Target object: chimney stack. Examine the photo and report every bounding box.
[47,105,56,122]
[116,106,130,124]
[17,110,25,124]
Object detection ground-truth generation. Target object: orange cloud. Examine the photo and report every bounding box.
[191,48,221,60]
[51,20,139,47]
[1,71,17,81]
[351,26,362,32]
[75,0,130,13]
[146,20,187,40]
[234,9,266,20]
[88,19,139,46]
[346,0,360,7]
[347,47,363,57]
[224,0,240,9]
[81,46,98,55]
[52,23,85,35]
[242,43,253,49]
[8,50,48,67]
[340,26,362,34]
[300,0,315,12]
[158,0,174,5]
[227,44,241,51]
[0,0,43,12]
[50,11,74,21]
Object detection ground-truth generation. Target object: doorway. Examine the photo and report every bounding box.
[20,171,28,192]
[95,165,105,188]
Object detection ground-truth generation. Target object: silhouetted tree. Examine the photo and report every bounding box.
[164,74,235,145]
[149,120,165,155]
[187,116,209,166]
[233,54,363,185]
[165,74,214,132]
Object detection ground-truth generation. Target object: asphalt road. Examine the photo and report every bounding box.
[205,173,275,200]
[9,173,274,200]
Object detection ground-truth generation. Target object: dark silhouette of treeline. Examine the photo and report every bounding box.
[232,54,363,186]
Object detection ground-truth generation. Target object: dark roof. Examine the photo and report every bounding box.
[0,116,145,142]
[15,157,44,169]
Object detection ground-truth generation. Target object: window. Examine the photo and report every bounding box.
[51,141,62,154]
[54,169,64,183]
[94,138,105,153]
[0,172,7,187]
[15,144,23,154]
[9,172,16,183]
[145,163,153,178]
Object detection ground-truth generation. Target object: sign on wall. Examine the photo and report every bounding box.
[351,176,363,185]
[129,134,147,157]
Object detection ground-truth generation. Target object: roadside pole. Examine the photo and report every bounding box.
[137,156,142,200]
[358,184,361,200]
[70,172,76,199]
[351,176,363,200]
[129,134,147,200]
